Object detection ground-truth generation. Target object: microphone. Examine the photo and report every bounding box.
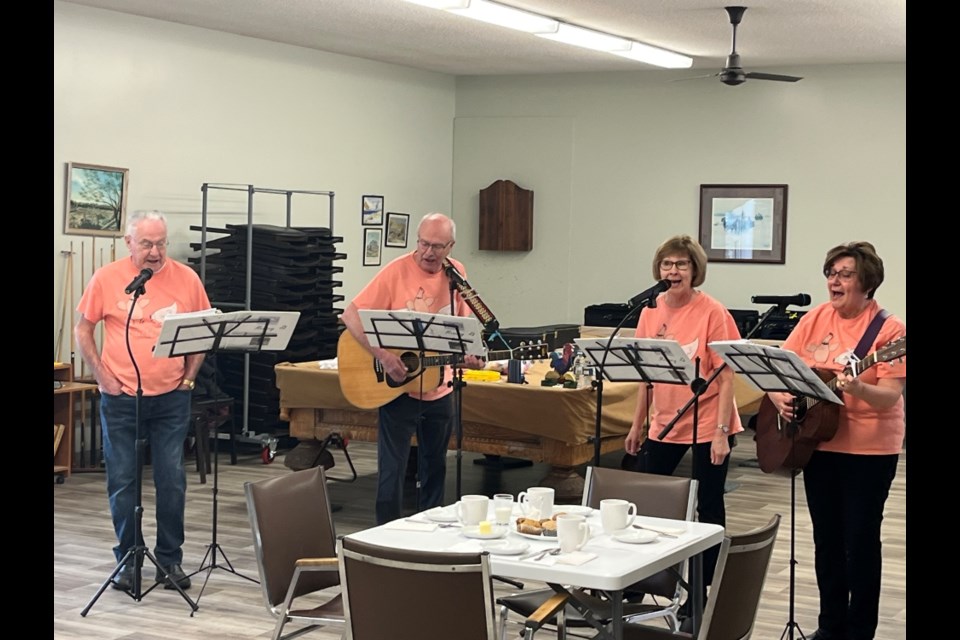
[444,261,467,286]
[627,280,671,309]
[750,293,811,307]
[124,268,154,294]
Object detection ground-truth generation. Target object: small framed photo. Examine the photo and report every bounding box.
[384,212,410,248]
[363,228,382,266]
[362,195,384,225]
[698,184,788,264]
[64,162,129,237]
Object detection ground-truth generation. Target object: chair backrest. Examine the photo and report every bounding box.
[698,514,781,640]
[583,466,697,597]
[245,466,340,609]
[583,466,696,520]
[339,536,497,640]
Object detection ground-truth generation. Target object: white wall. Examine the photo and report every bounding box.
[54,2,906,358]
[53,1,456,360]
[451,65,906,327]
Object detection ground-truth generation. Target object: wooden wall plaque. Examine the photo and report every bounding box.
[479,179,533,251]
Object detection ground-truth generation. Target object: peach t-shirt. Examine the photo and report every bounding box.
[635,291,744,444]
[351,253,472,402]
[781,299,906,455]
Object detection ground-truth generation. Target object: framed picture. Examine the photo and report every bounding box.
[362,195,384,225]
[64,162,129,237]
[698,184,788,264]
[384,212,410,248]
[363,228,382,266]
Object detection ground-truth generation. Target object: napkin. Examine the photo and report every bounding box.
[383,519,438,532]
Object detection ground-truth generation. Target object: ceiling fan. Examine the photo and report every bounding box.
[713,6,803,86]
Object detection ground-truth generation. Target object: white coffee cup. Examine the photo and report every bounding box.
[457,495,490,526]
[556,513,590,553]
[493,493,514,526]
[518,487,555,520]
[600,498,637,533]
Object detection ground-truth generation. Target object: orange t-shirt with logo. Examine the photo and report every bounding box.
[351,253,472,402]
[781,300,906,455]
[77,258,211,397]
[635,291,744,444]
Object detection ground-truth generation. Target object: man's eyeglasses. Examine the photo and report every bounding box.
[417,239,452,252]
[137,239,169,251]
[659,259,691,271]
[824,268,857,281]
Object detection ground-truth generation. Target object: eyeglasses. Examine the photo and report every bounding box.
[659,259,691,271]
[417,238,452,252]
[136,239,169,251]
[823,269,857,281]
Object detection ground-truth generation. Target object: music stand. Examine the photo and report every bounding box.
[358,309,484,502]
[709,339,842,640]
[576,337,714,631]
[155,308,301,608]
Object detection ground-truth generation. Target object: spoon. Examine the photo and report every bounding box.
[632,524,678,538]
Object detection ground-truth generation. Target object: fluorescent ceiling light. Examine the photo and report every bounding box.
[402,0,693,69]
[537,23,630,52]
[613,42,694,69]
[450,0,559,34]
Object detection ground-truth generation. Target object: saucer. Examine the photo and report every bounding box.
[423,506,459,523]
[479,540,530,555]
[553,505,593,517]
[462,525,509,540]
[613,530,658,544]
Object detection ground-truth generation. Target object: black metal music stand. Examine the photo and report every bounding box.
[358,309,485,502]
[82,286,198,617]
[709,340,842,640]
[152,308,301,609]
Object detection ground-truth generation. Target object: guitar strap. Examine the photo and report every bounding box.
[853,309,890,360]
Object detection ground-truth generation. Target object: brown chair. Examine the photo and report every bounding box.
[244,466,344,640]
[338,536,498,640]
[497,467,697,639]
[621,514,782,640]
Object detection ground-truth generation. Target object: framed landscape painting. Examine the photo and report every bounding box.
[64,162,129,237]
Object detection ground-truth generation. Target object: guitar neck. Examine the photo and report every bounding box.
[803,351,882,410]
[418,349,513,368]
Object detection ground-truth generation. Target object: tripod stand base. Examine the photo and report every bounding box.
[82,547,198,616]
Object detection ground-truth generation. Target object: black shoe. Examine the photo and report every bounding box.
[155,563,192,590]
[808,630,847,640]
[111,564,136,591]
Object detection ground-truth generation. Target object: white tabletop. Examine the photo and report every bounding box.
[345,504,724,593]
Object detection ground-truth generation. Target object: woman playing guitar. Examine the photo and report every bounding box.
[765,241,906,640]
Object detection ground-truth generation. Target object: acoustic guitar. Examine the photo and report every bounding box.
[754,336,906,473]
[336,331,549,409]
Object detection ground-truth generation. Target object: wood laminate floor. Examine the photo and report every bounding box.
[54,435,907,639]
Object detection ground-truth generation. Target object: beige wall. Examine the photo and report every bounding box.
[54,2,906,357]
[452,65,906,327]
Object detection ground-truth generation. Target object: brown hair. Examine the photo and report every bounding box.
[652,234,708,287]
[822,241,884,299]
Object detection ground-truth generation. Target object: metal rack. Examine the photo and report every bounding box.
[195,183,340,459]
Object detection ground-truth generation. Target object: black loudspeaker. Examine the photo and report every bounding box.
[753,310,806,340]
[584,303,632,328]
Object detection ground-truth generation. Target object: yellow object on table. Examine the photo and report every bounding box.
[462,369,503,382]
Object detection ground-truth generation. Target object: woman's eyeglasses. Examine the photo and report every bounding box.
[659,259,691,271]
[823,269,857,281]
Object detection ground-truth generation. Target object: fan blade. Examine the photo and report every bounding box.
[745,71,803,83]
[671,72,720,82]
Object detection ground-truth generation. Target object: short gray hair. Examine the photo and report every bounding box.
[126,210,167,237]
[417,212,456,241]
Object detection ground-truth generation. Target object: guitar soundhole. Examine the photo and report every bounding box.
[400,352,419,373]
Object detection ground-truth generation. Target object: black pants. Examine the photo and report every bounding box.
[636,436,733,588]
[803,450,898,640]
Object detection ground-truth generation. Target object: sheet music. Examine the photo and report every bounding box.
[574,337,695,385]
[154,309,301,358]
[358,309,485,357]
[709,340,842,404]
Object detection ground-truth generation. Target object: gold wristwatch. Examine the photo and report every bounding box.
[182,378,195,390]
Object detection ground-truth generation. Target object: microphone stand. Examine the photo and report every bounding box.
[448,277,467,499]
[82,282,198,616]
[591,294,659,466]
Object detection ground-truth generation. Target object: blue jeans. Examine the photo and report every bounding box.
[100,390,192,567]
[375,394,454,525]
